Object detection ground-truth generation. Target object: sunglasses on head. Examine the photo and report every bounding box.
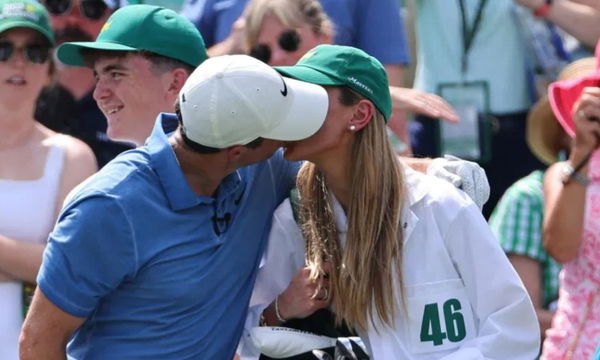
[249,29,301,63]
[0,41,51,64]
[42,0,107,20]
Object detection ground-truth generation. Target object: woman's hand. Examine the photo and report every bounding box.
[571,87,600,159]
[277,265,332,320]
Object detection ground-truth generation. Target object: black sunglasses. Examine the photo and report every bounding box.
[42,0,107,20]
[0,42,51,64]
[249,29,301,63]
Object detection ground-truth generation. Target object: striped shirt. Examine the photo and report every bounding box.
[489,170,561,308]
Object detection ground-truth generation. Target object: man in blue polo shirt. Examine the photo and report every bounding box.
[19,55,329,360]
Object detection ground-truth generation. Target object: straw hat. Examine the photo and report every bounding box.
[527,57,596,165]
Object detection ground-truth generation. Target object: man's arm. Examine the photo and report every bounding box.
[387,86,459,156]
[402,155,490,209]
[20,288,86,360]
[516,0,600,47]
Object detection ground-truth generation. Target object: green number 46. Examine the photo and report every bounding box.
[419,298,466,346]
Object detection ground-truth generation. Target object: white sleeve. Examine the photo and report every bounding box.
[237,199,306,360]
[440,204,540,360]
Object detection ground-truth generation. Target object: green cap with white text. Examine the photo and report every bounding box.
[56,4,206,67]
[0,0,54,45]
[275,44,391,121]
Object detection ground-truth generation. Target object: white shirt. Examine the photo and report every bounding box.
[239,168,540,359]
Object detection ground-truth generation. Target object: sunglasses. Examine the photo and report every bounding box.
[42,0,107,20]
[0,42,51,64]
[249,29,301,63]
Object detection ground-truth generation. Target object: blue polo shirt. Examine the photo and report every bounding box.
[180,0,409,65]
[37,114,299,360]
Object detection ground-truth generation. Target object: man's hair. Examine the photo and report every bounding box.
[81,49,195,75]
[174,100,263,154]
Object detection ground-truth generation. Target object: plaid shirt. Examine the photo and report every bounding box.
[489,170,561,309]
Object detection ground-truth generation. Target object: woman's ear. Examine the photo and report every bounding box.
[348,99,375,131]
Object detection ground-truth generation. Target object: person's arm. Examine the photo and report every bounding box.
[387,87,459,156]
[402,155,490,210]
[542,161,586,263]
[19,288,86,360]
[386,66,412,154]
[440,203,540,359]
[543,87,600,263]
[355,0,410,151]
[488,174,555,338]
[0,237,44,283]
[0,135,96,283]
[238,199,316,359]
[507,254,554,337]
[516,0,600,47]
[261,266,331,326]
[389,87,459,124]
[20,195,136,356]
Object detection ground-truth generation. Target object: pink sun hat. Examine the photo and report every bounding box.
[548,41,600,137]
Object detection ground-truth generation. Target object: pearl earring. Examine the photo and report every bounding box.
[349,125,356,131]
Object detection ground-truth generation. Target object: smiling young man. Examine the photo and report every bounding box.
[35,0,134,167]
[55,4,206,146]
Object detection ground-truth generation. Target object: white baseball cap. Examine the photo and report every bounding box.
[178,55,329,148]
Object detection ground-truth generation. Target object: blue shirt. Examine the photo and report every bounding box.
[180,0,409,65]
[37,114,299,360]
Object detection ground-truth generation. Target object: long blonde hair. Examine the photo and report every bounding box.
[296,87,405,330]
[243,0,333,49]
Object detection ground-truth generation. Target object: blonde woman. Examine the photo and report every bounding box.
[238,45,539,359]
[0,0,96,358]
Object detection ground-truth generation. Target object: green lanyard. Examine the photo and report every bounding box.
[457,0,488,73]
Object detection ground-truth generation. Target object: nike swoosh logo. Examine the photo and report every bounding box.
[279,75,288,96]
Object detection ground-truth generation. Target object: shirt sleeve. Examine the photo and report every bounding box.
[489,185,544,261]
[440,204,541,360]
[237,199,305,359]
[271,150,301,199]
[352,0,410,65]
[37,194,137,318]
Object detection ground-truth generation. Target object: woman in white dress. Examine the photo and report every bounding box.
[0,0,96,358]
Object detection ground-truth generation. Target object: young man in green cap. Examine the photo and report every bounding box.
[55,4,207,146]
[35,0,131,168]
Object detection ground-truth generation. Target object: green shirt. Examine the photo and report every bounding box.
[489,170,560,308]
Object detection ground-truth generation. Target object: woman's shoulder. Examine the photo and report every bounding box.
[37,127,98,193]
[405,167,475,211]
[40,129,96,169]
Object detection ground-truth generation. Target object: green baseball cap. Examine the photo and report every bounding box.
[275,44,391,122]
[56,4,206,67]
[0,0,54,45]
